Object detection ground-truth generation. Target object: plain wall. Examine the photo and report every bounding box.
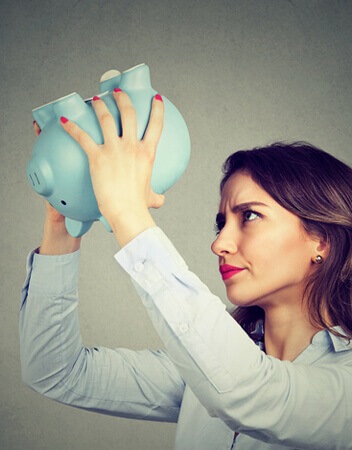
[1,0,351,449]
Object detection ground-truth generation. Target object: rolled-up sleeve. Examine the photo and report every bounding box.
[19,248,184,423]
[115,226,352,449]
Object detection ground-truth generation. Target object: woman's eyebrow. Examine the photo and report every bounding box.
[231,201,269,213]
[216,201,269,221]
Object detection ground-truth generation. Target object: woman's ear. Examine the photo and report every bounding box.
[312,235,330,263]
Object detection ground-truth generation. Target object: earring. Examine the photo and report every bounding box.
[315,255,323,264]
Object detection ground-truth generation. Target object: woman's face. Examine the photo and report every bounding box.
[211,172,319,309]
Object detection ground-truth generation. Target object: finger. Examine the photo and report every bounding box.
[33,121,41,136]
[150,192,165,209]
[112,88,137,140]
[142,94,164,153]
[60,116,98,160]
[91,96,118,144]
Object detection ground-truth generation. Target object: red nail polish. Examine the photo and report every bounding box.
[93,95,101,101]
[113,88,122,93]
[60,116,69,124]
[155,94,163,102]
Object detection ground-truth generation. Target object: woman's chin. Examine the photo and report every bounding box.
[225,288,261,308]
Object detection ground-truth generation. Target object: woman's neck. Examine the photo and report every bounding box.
[263,305,323,361]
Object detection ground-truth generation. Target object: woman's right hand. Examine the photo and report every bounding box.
[33,121,82,255]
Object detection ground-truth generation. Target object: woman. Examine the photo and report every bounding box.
[20,90,352,449]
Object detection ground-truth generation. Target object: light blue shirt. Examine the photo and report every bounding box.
[20,227,352,449]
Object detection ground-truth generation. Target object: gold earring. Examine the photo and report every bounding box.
[315,255,323,264]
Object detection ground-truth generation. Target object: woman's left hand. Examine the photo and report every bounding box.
[60,90,165,246]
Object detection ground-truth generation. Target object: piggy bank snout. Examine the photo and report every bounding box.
[26,158,54,196]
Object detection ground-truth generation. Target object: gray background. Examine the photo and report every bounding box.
[1,0,351,449]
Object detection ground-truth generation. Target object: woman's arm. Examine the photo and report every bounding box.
[38,201,81,255]
[19,245,184,422]
[114,226,352,449]
[21,98,184,423]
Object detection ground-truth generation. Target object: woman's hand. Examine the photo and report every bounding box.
[33,121,82,255]
[60,90,165,246]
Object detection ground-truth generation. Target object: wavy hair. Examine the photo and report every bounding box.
[220,142,352,340]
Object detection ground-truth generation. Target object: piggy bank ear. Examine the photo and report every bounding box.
[99,69,121,93]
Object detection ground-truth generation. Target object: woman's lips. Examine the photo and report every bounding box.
[219,264,245,280]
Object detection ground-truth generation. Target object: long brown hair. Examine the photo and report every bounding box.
[220,142,352,340]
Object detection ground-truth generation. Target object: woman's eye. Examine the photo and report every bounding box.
[243,210,261,223]
[214,210,261,234]
[214,221,224,236]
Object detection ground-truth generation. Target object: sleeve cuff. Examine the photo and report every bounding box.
[27,249,81,297]
[114,227,188,293]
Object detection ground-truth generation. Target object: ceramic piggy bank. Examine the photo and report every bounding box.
[26,63,191,237]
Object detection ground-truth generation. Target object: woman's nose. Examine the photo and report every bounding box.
[211,229,238,257]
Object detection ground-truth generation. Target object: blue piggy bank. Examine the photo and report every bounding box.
[26,63,191,237]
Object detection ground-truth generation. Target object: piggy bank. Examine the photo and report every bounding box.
[26,63,191,237]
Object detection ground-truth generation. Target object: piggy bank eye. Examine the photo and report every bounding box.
[61,200,67,205]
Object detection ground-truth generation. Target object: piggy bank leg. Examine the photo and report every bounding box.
[99,216,112,233]
[65,218,93,237]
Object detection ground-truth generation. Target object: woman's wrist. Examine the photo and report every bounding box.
[39,220,81,255]
[108,208,156,247]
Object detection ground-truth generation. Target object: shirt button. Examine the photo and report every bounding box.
[179,323,189,333]
[133,262,144,272]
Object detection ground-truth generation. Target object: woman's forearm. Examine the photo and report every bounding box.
[109,209,156,248]
[39,220,81,255]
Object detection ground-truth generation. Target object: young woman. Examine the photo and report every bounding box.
[20,90,352,449]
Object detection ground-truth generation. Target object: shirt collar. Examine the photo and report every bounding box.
[315,326,352,353]
[251,320,352,353]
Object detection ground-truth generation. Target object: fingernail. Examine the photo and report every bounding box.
[113,88,122,93]
[60,116,69,124]
[92,95,101,101]
[155,94,163,102]
[33,121,41,135]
